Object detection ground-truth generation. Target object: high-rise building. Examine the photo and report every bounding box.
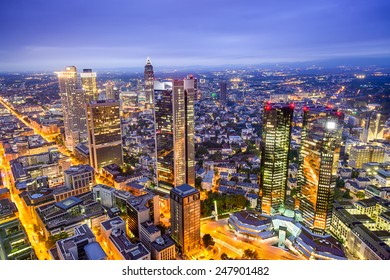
[187,74,198,100]
[55,66,87,151]
[298,106,344,234]
[220,82,227,102]
[349,146,371,168]
[362,112,386,143]
[170,184,200,254]
[80,69,98,102]
[154,78,195,192]
[105,81,120,100]
[86,100,123,172]
[144,57,154,107]
[259,103,294,215]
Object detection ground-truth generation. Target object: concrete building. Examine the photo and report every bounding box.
[101,217,150,260]
[54,224,106,260]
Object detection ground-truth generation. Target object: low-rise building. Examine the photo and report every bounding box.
[53,224,106,260]
[100,217,150,260]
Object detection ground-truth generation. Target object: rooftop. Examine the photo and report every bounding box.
[171,184,199,197]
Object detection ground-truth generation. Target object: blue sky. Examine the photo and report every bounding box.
[0,0,389,71]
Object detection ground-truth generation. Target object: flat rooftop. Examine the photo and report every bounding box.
[171,184,199,197]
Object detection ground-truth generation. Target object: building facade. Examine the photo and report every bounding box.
[55,66,87,151]
[259,103,294,215]
[144,57,154,107]
[170,184,200,254]
[298,106,344,234]
[80,69,98,102]
[154,79,195,192]
[86,100,123,172]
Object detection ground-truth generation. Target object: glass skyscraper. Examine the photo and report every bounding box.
[86,100,123,171]
[80,69,98,102]
[298,106,344,234]
[154,78,195,193]
[56,66,87,151]
[259,103,294,215]
[144,57,154,108]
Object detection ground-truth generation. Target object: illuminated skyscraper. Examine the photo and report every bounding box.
[361,112,386,143]
[170,184,200,254]
[220,82,227,102]
[105,81,120,100]
[154,78,195,192]
[56,66,87,151]
[80,69,98,102]
[298,106,344,234]
[144,57,154,107]
[259,103,294,215]
[86,100,123,171]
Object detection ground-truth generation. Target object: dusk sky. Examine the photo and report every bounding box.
[0,0,389,71]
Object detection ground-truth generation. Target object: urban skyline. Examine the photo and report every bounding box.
[1,0,390,263]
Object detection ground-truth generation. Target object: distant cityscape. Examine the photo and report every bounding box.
[0,58,389,261]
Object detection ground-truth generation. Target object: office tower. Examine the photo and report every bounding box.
[362,112,386,143]
[105,81,120,100]
[56,66,87,151]
[259,103,294,215]
[170,184,200,254]
[220,82,227,102]
[86,100,123,172]
[349,146,371,168]
[80,69,98,102]
[144,57,154,107]
[187,74,198,100]
[154,79,195,192]
[298,106,344,234]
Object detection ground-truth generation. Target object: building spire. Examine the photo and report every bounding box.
[146,56,152,65]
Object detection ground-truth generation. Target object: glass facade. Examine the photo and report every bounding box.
[56,66,87,151]
[87,101,123,171]
[170,185,200,253]
[144,57,154,106]
[154,79,195,192]
[259,103,294,215]
[80,69,98,102]
[298,107,344,234]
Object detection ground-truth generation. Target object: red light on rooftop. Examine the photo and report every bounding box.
[289,103,295,109]
[265,105,271,111]
[303,106,309,112]
[336,111,342,116]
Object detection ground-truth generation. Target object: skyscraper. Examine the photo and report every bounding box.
[220,82,227,102]
[259,103,294,215]
[56,66,87,151]
[170,184,200,254]
[154,78,195,192]
[144,57,154,108]
[361,112,386,143]
[86,100,123,172]
[298,106,344,234]
[80,69,98,102]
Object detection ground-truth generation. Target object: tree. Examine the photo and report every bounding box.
[342,189,352,199]
[202,234,215,247]
[230,176,239,183]
[45,232,69,248]
[356,191,365,199]
[336,178,345,188]
[195,176,203,189]
[351,170,359,178]
[221,253,232,260]
[242,249,258,260]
